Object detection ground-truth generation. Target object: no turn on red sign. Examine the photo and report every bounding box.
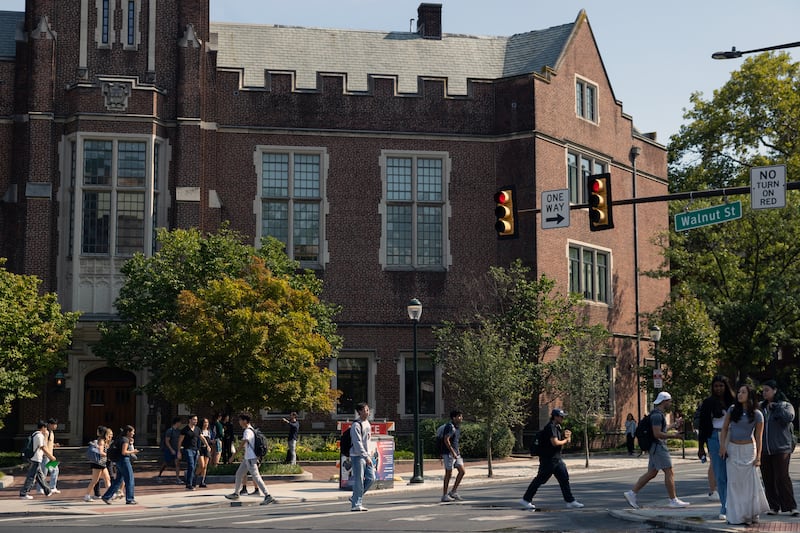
[751,165,786,210]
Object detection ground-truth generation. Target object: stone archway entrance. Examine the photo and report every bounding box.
[83,367,136,443]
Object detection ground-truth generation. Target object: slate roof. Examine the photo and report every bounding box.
[210,20,576,95]
[0,11,23,59]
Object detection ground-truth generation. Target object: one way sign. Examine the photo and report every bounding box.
[541,189,570,229]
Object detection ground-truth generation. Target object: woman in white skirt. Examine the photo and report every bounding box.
[720,383,770,525]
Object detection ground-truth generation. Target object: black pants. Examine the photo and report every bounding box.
[761,452,797,512]
[626,434,635,455]
[523,455,575,503]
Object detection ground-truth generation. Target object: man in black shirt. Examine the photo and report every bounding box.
[176,414,200,490]
[519,408,584,510]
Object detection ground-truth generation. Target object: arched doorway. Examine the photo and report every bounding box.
[83,367,136,443]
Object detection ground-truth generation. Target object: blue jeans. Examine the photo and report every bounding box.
[39,461,59,490]
[350,455,375,508]
[20,460,48,496]
[183,449,198,487]
[103,457,135,503]
[286,439,297,465]
[708,431,727,514]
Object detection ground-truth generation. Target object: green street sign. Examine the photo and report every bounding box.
[674,201,742,231]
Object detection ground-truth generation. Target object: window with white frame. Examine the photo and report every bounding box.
[381,151,449,269]
[601,356,616,416]
[74,138,161,257]
[334,356,370,416]
[256,148,325,267]
[401,354,438,415]
[576,77,598,123]
[121,0,141,50]
[96,0,115,47]
[568,243,610,304]
[567,151,607,204]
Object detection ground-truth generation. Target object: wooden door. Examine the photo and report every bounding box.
[83,367,136,444]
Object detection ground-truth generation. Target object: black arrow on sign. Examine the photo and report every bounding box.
[545,213,564,224]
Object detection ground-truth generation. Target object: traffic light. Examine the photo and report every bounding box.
[587,173,614,231]
[494,187,517,238]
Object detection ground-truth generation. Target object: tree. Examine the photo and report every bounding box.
[0,260,79,427]
[641,286,720,419]
[546,323,610,468]
[433,320,532,477]
[666,52,800,381]
[94,228,341,412]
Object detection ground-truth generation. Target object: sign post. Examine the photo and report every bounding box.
[751,165,786,210]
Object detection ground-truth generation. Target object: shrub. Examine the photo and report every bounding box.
[419,418,513,458]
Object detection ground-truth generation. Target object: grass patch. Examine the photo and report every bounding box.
[207,462,303,476]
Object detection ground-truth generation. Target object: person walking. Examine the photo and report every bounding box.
[221,414,235,464]
[85,426,111,502]
[223,413,274,505]
[720,383,769,525]
[696,374,736,518]
[623,392,690,509]
[440,409,466,502]
[101,425,139,505]
[281,412,300,465]
[518,408,584,510]
[19,421,53,499]
[760,380,799,516]
[210,413,223,467]
[177,414,201,490]
[39,418,61,494]
[197,417,212,487]
[158,416,183,484]
[625,413,637,456]
[348,402,374,512]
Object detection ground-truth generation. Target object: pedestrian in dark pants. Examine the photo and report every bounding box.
[221,413,235,464]
[625,413,637,456]
[176,414,200,490]
[760,380,799,516]
[282,412,300,465]
[518,408,584,510]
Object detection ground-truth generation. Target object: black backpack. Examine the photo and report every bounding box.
[635,414,654,452]
[434,423,452,455]
[251,428,268,462]
[530,424,553,457]
[340,420,360,456]
[21,432,36,461]
[107,435,123,462]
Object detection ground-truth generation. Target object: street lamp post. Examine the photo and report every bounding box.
[407,298,424,484]
[712,41,800,59]
[649,325,662,388]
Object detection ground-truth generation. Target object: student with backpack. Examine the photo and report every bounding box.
[223,413,274,506]
[101,425,140,505]
[19,420,54,500]
[347,402,374,512]
[439,410,466,502]
[624,391,690,510]
[518,408,584,510]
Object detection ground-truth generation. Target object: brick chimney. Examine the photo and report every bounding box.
[416,3,442,40]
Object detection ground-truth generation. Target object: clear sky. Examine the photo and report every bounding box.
[7,0,799,143]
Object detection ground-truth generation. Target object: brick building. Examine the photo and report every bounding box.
[0,2,668,446]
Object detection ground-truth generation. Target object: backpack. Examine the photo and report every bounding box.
[106,435,123,462]
[340,420,360,456]
[86,440,103,464]
[635,414,654,453]
[251,427,268,462]
[530,424,553,457]
[21,432,36,461]
[434,423,452,456]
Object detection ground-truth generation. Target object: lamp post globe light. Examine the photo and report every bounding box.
[406,298,424,483]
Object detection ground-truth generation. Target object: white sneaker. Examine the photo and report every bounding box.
[448,491,463,501]
[566,500,584,508]
[518,499,535,510]
[792,509,800,517]
[83,494,94,502]
[37,489,45,495]
[441,494,453,502]
[50,488,60,494]
[719,514,726,520]
[707,490,719,501]
[20,494,33,500]
[669,498,690,508]
[623,490,639,509]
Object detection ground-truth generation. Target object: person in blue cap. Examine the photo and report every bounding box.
[518,408,584,510]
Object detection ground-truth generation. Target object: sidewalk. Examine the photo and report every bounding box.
[2,453,799,532]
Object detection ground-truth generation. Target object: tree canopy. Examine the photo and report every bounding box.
[665,52,800,381]
[94,228,341,413]
[0,260,79,427]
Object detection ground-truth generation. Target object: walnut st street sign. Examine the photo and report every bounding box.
[674,200,742,231]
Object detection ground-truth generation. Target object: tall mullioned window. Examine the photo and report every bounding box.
[576,78,598,122]
[383,153,448,269]
[258,149,324,265]
[568,152,607,204]
[569,244,610,304]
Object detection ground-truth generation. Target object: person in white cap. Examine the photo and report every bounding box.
[624,391,690,509]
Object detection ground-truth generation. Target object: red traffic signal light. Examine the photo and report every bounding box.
[588,173,613,231]
[494,187,517,238]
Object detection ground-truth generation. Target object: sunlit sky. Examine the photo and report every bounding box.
[7,0,799,143]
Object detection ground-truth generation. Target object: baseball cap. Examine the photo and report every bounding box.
[653,391,672,405]
[551,408,567,418]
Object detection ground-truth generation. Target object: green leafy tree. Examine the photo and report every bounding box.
[641,286,720,419]
[433,320,532,477]
[665,52,800,381]
[0,260,79,427]
[546,323,610,468]
[94,228,341,412]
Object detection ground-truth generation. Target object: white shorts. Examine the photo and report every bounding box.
[442,453,464,471]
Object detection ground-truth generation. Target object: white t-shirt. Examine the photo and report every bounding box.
[32,431,46,463]
[242,426,256,460]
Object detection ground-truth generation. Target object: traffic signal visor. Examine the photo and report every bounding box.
[588,174,613,231]
[494,188,516,237]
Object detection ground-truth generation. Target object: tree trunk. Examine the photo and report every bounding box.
[487,427,494,477]
[583,413,590,468]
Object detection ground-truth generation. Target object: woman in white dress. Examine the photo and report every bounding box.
[720,383,769,525]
